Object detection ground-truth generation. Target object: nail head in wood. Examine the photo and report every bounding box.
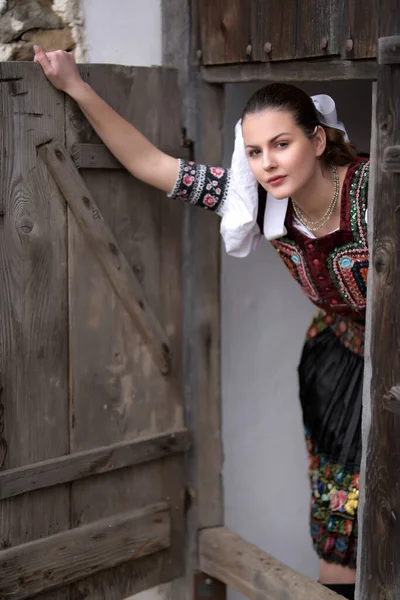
[379,35,400,64]
[264,41,272,54]
[345,38,354,52]
[196,49,202,61]
[245,44,252,57]
[321,37,328,50]
[194,572,226,599]
[383,146,400,172]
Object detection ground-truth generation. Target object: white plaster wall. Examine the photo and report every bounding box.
[222,80,373,599]
[83,0,161,66]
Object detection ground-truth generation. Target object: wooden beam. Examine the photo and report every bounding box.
[199,527,344,600]
[71,143,191,170]
[0,428,191,500]
[162,1,225,598]
[201,59,377,84]
[378,35,400,65]
[358,36,400,599]
[39,141,171,374]
[0,502,170,600]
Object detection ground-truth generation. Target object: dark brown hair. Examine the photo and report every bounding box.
[241,83,357,166]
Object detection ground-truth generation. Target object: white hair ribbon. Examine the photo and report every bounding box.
[219,94,349,257]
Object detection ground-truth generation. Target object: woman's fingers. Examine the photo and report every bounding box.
[33,45,52,74]
[33,45,82,94]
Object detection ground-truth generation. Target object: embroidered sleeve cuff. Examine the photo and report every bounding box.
[168,158,231,214]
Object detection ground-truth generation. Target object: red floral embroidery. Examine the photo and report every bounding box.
[183,174,194,186]
[203,194,218,207]
[210,167,224,178]
[330,490,347,511]
[170,160,229,212]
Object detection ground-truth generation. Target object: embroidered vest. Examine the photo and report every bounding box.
[269,160,369,321]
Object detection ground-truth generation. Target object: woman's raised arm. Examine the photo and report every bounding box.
[34,46,179,194]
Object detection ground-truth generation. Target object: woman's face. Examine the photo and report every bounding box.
[241,109,326,199]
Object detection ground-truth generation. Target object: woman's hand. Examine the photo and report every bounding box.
[33,45,84,97]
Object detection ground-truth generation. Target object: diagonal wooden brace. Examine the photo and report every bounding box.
[39,142,170,374]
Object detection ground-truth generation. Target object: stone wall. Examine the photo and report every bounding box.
[0,0,86,62]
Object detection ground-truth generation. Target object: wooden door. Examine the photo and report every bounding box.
[0,62,189,600]
[358,35,400,599]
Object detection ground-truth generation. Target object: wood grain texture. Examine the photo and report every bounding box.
[198,0,251,64]
[0,502,170,599]
[201,59,377,83]
[296,0,341,58]
[343,0,378,58]
[71,143,191,170]
[66,65,185,599]
[187,82,224,531]
[250,0,297,62]
[0,61,69,600]
[40,140,171,375]
[379,0,400,39]
[163,2,225,597]
[358,40,400,600]
[0,428,191,500]
[199,527,345,600]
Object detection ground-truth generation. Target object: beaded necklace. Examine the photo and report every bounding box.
[291,165,339,232]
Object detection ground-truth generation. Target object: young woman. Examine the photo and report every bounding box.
[34,46,367,600]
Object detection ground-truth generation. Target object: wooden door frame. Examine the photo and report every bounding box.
[162,1,225,599]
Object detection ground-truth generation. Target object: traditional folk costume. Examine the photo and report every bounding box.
[169,96,367,569]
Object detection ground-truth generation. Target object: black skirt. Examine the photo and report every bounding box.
[298,311,364,568]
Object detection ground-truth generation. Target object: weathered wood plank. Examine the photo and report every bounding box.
[201,59,377,83]
[250,0,297,62]
[39,140,171,375]
[199,527,344,600]
[0,502,170,600]
[66,65,185,600]
[378,0,400,40]
[358,41,400,600]
[0,428,191,500]
[296,0,340,58]
[163,2,225,598]
[378,35,400,64]
[343,0,378,59]
[190,83,224,531]
[71,142,191,170]
[198,0,251,65]
[0,61,70,600]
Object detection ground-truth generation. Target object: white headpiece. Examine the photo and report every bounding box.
[219,94,349,257]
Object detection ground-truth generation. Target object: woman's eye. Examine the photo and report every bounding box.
[248,149,261,157]
[276,141,288,149]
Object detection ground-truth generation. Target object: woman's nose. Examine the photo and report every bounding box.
[262,151,276,170]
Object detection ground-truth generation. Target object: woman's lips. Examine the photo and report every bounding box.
[267,175,287,186]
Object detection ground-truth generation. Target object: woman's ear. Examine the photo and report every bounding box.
[314,125,326,158]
